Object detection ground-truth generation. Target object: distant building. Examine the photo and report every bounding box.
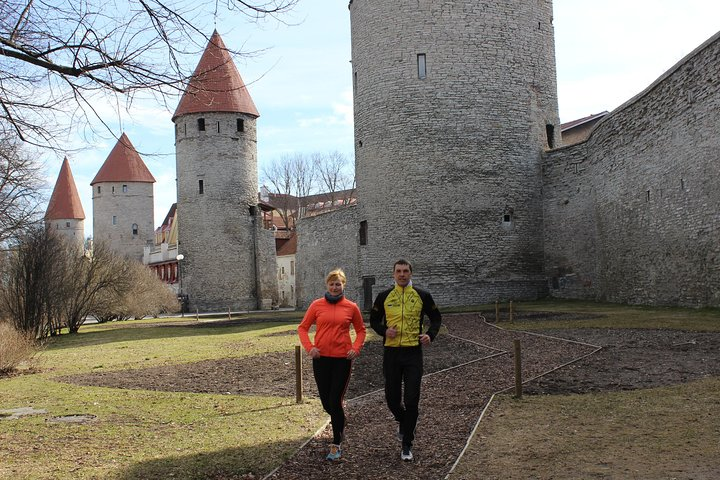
[560,112,609,145]
[91,133,155,261]
[44,157,85,247]
[276,234,296,307]
[143,203,179,293]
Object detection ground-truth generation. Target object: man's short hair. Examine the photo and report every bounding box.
[393,259,412,272]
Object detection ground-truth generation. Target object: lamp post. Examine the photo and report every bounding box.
[176,254,185,317]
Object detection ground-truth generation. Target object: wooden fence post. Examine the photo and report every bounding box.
[295,346,303,404]
[509,301,514,323]
[514,339,522,399]
[495,300,499,322]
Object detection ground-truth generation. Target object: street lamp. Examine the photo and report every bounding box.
[176,254,185,317]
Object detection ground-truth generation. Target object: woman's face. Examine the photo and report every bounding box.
[326,278,344,296]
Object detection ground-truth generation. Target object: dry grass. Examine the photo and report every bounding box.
[0,322,38,374]
[450,378,720,479]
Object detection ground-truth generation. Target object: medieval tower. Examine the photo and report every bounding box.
[348,0,561,306]
[173,31,278,311]
[91,133,156,260]
[45,157,85,247]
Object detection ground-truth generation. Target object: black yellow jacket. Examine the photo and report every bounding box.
[369,284,442,347]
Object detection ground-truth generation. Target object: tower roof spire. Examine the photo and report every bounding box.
[172,30,259,121]
[45,157,85,220]
[91,133,156,185]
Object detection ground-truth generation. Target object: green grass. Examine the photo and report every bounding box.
[0,316,324,479]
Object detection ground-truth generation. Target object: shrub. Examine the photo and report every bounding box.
[0,322,38,374]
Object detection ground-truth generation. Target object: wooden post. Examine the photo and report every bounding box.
[295,346,303,404]
[196,308,199,321]
[228,307,231,320]
[509,301,514,323]
[514,339,522,398]
[495,300,499,322]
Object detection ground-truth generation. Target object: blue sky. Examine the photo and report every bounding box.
[41,1,720,238]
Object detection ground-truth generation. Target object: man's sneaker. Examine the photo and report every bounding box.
[326,444,341,461]
[401,446,413,461]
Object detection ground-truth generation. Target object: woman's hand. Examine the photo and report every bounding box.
[309,347,321,358]
[346,349,358,360]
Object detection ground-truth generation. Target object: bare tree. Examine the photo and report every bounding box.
[57,241,133,333]
[92,260,178,321]
[0,0,298,149]
[261,155,296,231]
[314,150,355,206]
[0,136,44,244]
[1,226,66,338]
[291,153,316,220]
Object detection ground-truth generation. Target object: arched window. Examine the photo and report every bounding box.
[132,223,138,235]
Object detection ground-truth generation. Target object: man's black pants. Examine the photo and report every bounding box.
[383,346,423,448]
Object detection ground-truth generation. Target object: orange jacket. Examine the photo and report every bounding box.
[298,296,366,358]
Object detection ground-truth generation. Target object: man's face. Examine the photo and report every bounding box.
[393,263,412,287]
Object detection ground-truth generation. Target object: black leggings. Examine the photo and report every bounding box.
[313,356,352,445]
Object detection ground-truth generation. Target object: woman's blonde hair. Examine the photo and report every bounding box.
[325,268,347,285]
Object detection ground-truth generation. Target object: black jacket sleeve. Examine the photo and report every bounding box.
[369,289,390,338]
[419,289,442,341]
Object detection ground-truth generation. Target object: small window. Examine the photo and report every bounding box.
[97,186,101,194]
[359,220,368,245]
[198,179,204,194]
[132,223,138,235]
[503,214,512,223]
[65,221,70,228]
[198,118,206,131]
[112,186,115,194]
[237,119,244,132]
[112,215,117,225]
[217,121,220,133]
[122,184,128,193]
[417,54,427,79]
[546,124,555,149]
[291,260,295,275]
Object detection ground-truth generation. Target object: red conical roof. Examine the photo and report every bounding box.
[172,30,259,121]
[90,133,156,185]
[45,157,85,220]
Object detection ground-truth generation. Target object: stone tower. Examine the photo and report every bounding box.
[91,133,156,260]
[45,157,85,247]
[173,31,276,311]
[349,0,561,306]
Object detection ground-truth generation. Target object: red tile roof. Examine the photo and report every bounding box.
[276,234,297,256]
[45,157,85,220]
[172,30,259,120]
[91,133,156,185]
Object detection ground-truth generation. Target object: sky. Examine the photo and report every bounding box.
[40,0,720,239]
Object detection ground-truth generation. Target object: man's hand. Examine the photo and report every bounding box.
[419,334,431,346]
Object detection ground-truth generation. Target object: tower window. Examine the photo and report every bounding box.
[112,186,115,194]
[198,179,204,194]
[359,220,368,245]
[66,221,70,228]
[237,119,244,132]
[198,118,206,131]
[217,121,221,133]
[112,215,117,225]
[122,184,128,193]
[97,186,101,194]
[132,223,138,235]
[417,54,427,79]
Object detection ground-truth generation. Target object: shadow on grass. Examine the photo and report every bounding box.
[46,318,299,351]
[115,440,301,480]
